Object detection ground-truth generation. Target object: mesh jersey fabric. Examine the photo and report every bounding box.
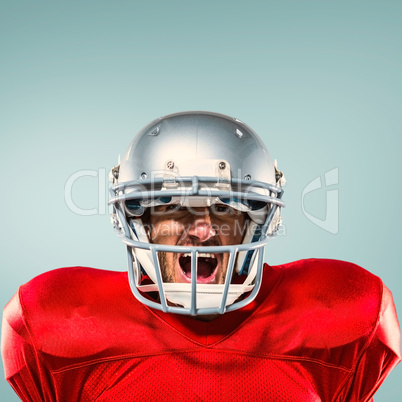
[1,259,401,401]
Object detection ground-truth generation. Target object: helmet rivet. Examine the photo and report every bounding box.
[140,172,147,179]
[166,161,174,169]
[244,174,251,180]
[219,161,226,170]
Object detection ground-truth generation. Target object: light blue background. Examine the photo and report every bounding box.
[1,1,401,399]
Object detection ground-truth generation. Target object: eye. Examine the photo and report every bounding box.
[212,204,235,214]
[161,204,188,214]
[165,204,181,212]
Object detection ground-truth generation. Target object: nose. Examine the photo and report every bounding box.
[187,208,216,243]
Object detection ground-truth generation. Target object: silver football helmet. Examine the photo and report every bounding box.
[109,111,285,316]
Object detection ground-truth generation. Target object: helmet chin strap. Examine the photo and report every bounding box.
[160,283,255,310]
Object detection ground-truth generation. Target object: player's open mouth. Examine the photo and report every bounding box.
[178,253,219,284]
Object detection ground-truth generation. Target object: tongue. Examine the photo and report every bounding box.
[197,260,213,278]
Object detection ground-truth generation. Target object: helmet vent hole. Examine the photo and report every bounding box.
[149,126,160,136]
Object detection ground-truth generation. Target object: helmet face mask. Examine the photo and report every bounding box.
[109,111,285,316]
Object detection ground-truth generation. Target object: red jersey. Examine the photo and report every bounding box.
[1,259,400,401]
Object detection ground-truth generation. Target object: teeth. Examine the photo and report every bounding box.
[182,252,216,258]
[199,253,215,258]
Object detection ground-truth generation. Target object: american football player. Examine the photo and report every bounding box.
[2,111,400,401]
